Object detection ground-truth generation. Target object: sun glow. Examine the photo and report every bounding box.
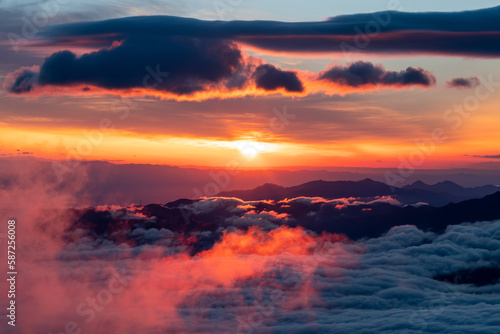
[236,140,277,160]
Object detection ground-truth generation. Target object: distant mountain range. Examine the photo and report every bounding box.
[66,178,500,250]
[290,190,500,239]
[218,179,500,207]
[3,158,500,205]
[402,180,499,199]
[70,190,500,248]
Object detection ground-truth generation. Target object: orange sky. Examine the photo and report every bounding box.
[1,106,499,168]
[2,9,500,170]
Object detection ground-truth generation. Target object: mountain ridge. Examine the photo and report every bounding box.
[218,179,499,207]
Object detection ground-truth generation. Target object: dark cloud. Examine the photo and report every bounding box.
[319,61,436,88]
[447,77,481,89]
[14,8,495,98]
[35,6,500,57]
[4,49,433,99]
[36,37,244,95]
[253,64,304,92]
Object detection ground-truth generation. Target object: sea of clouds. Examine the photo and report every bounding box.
[1,163,499,334]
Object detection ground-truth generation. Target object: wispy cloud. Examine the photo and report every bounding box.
[471,154,500,159]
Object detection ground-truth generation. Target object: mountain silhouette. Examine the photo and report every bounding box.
[69,191,500,249]
[219,179,499,207]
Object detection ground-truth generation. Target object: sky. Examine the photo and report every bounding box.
[1,0,500,168]
[2,4,500,332]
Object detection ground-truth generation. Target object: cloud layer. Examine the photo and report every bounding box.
[2,160,500,333]
[36,7,500,57]
[18,6,500,99]
[4,55,435,100]
[6,194,500,333]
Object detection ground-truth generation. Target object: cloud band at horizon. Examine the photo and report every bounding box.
[5,6,500,101]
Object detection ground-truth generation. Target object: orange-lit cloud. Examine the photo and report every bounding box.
[4,32,437,102]
[4,59,436,101]
[1,160,359,333]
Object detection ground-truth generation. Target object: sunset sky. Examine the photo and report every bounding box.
[1,0,500,168]
[3,4,500,333]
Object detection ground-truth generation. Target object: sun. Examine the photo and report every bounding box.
[236,140,276,160]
